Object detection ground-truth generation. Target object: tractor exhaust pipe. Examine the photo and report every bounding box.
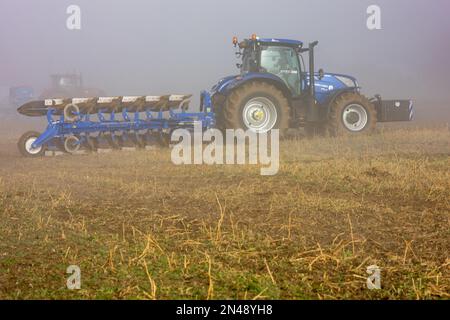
[308,41,318,99]
[306,41,319,123]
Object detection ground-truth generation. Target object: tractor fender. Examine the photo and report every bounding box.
[217,72,292,100]
[322,87,359,118]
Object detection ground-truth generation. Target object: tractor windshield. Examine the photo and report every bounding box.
[59,77,79,87]
[51,75,80,88]
[260,46,301,96]
[240,45,302,96]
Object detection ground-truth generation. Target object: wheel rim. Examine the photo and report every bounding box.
[64,104,80,122]
[242,97,278,133]
[25,137,42,155]
[342,104,368,132]
[64,136,81,153]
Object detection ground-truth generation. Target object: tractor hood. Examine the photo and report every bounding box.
[312,73,359,91]
[310,72,359,104]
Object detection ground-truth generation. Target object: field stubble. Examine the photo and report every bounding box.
[0,126,449,299]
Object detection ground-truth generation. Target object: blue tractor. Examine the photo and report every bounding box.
[207,35,413,136]
[16,35,413,157]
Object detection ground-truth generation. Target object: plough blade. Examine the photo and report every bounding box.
[17,95,193,117]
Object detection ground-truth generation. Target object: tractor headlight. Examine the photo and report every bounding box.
[336,76,356,88]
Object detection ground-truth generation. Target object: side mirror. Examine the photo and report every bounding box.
[318,68,325,80]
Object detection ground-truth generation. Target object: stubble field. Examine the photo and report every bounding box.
[0,122,448,299]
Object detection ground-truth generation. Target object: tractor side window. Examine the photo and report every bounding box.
[260,46,301,96]
[60,78,70,87]
[59,77,78,88]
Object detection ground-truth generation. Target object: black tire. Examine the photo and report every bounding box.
[220,81,290,137]
[327,92,377,136]
[18,131,46,157]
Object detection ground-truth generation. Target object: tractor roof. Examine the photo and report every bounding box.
[257,38,303,47]
[51,73,81,79]
[237,36,304,49]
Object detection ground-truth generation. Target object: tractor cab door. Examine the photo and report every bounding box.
[260,46,302,96]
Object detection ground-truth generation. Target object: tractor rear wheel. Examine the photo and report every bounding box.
[327,92,377,136]
[220,82,290,136]
[18,131,45,157]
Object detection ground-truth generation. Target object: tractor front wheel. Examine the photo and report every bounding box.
[327,92,377,136]
[220,82,290,136]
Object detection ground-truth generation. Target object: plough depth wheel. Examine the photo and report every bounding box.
[18,131,45,157]
[64,104,81,122]
[64,136,81,154]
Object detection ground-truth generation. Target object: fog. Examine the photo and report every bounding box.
[1,0,449,117]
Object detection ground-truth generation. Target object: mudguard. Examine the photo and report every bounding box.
[215,72,291,97]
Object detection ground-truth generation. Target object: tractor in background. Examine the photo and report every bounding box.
[40,73,105,99]
[9,86,34,107]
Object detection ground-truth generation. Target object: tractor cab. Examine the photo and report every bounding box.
[40,73,105,99]
[238,37,303,96]
[234,36,358,103]
[50,74,83,90]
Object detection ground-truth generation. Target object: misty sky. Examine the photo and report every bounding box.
[1,0,449,109]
